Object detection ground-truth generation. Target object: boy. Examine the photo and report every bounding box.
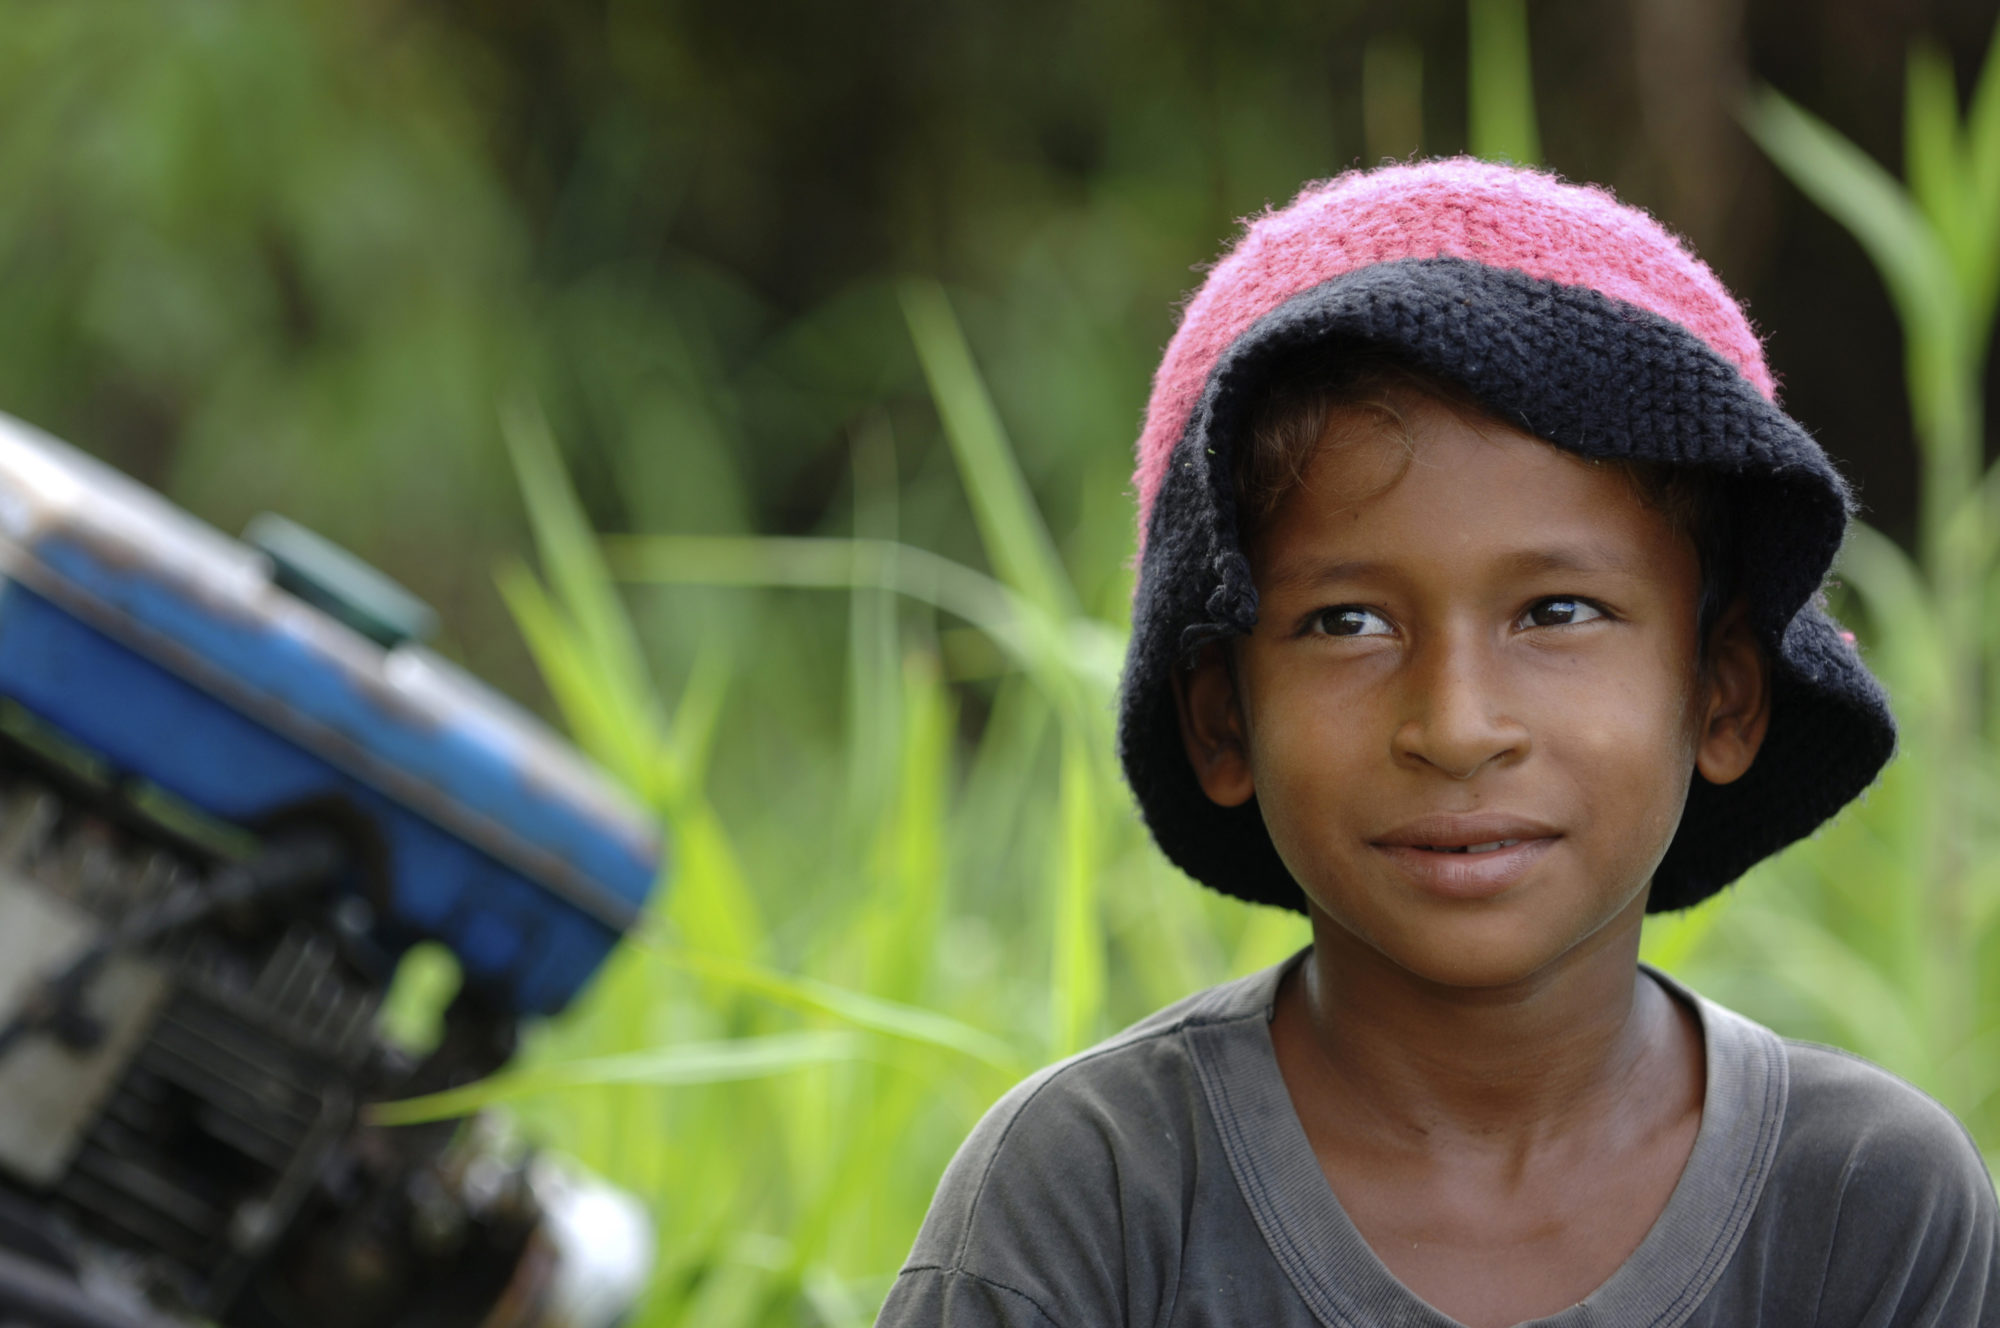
[876,160,1999,1327]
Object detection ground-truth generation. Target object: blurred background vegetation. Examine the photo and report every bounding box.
[12,0,2000,1322]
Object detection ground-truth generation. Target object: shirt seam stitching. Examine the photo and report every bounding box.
[1812,1141,1866,1324]
[896,1264,1071,1328]
[1185,1023,1355,1328]
[1641,1028,1789,1328]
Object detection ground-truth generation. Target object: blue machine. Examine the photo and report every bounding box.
[0,412,662,1018]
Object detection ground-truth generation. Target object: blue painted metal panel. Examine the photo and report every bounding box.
[0,414,664,1017]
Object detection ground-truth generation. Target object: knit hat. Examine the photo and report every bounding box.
[1118,158,1896,913]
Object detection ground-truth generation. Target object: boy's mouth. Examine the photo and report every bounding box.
[1373,817,1559,899]
[1373,813,1560,854]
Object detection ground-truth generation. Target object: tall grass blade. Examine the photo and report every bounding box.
[1743,88,1955,342]
[496,559,649,789]
[651,785,766,962]
[1905,46,1965,277]
[898,279,1078,619]
[1957,23,2000,340]
[1466,0,1540,164]
[649,944,1026,1073]
[1834,521,1950,720]
[860,651,952,1007]
[607,533,1018,651]
[367,1031,867,1125]
[502,400,663,748]
[501,440,767,963]
[602,533,1121,694]
[848,415,904,818]
[1049,730,1107,1055]
[667,647,732,804]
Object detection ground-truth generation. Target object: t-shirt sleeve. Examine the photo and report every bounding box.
[873,1040,1199,1328]
[1793,1048,2000,1326]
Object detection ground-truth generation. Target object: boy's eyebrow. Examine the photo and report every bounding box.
[1264,543,1645,591]
[1494,544,1646,577]
[1262,556,1390,592]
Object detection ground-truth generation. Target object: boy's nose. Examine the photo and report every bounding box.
[1390,640,1531,780]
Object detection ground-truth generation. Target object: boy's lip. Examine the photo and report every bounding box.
[1371,814,1562,900]
[1372,812,1562,850]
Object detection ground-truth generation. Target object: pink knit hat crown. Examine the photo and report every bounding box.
[1133,158,1773,543]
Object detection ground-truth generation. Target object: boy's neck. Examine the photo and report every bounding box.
[1282,892,1695,1154]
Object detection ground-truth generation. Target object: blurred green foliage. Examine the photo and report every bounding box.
[8,0,2000,1323]
[462,288,1310,1325]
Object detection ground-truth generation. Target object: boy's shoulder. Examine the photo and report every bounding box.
[1772,1034,1994,1202]
[1713,1031,1999,1322]
[1652,971,1992,1219]
[882,963,1293,1328]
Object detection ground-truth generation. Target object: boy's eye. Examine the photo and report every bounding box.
[1518,597,1605,629]
[1311,606,1394,638]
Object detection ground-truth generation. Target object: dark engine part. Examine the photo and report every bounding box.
[0,725,626,1328]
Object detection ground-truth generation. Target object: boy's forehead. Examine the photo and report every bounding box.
[1287,393,1598,512]
[1254,398,1693,586]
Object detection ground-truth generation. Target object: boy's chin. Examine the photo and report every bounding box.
[1311,894,1647,992]
[1395,933,1579,991]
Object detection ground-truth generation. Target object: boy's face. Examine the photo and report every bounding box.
[1175,395,1770,989]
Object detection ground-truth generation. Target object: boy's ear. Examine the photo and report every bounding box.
[1694,599,1772,786]
[1171,642,1257,807]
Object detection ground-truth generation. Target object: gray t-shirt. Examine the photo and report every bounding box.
[878,957,1999,1327]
